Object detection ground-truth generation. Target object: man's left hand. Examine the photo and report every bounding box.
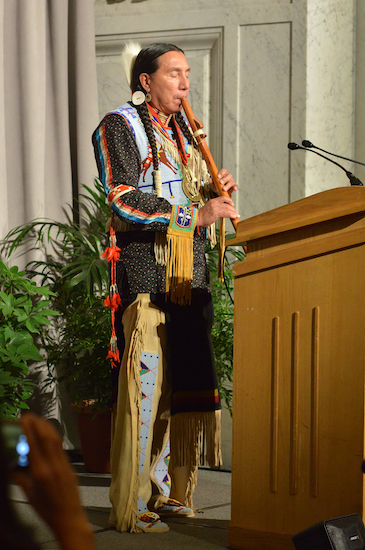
[210,168,238,196]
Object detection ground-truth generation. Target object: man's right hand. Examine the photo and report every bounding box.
[196,195,240,227]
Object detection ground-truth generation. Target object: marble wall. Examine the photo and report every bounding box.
[94,0,301,221]
[304,0,356,196]
[94,0,360,217]
[356,0,365,183]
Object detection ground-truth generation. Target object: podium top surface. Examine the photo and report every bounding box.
[226,186,365,246]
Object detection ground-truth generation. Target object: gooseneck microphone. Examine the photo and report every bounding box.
[302,140,365,167]
[288,142,363,186]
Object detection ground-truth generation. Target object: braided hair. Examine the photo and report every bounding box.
[174,110,196,147]
[130,43,194,169]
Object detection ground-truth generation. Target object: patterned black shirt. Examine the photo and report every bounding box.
[92,113,210,300]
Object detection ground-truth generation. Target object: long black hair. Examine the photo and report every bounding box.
[131,43,184,94]
[130,43,194,171]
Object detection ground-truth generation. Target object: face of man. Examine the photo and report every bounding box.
[140,50,190,115]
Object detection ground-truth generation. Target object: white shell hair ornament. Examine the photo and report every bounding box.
[121,41,142,89]
[132,90,146,106]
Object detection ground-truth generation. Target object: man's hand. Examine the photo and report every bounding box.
[196,195,240,227]
[210,168,238,196]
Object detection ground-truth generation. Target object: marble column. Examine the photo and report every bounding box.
[304,0,356,196]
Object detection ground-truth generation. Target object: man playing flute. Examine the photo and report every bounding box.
[92,42,239,534]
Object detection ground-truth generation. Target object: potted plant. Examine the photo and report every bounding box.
[44,279,112,473]
[2,180,243,472]
[0,260,58,419]
[2,182,112,472]
[206,235,246,414]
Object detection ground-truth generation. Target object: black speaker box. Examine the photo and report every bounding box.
[292,514,365,550]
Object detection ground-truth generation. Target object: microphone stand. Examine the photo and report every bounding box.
[288,142,363,186]
[302,140,365,167]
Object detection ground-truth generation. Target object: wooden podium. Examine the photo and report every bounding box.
[227,187,365,550]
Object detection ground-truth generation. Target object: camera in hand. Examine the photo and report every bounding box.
[1,421,30,469]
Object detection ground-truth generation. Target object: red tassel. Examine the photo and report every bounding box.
[106,347,120,367]
[100,248,109,260]
[103,295,111,308]
[107,245,121,263]
[101,221,122,368]
[111,292,122,310]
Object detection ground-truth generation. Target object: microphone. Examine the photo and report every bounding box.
[288,142,363,186]
[302,140,365,167]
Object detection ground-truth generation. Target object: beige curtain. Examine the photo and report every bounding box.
[0,0,100,447]
[0,0,99,239]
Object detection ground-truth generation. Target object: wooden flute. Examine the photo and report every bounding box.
[181,97,238,232]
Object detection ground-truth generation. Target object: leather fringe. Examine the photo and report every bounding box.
[165,229,194,305]
[185,466,199,510]
[169,410,222,472]
[154,232,168,266]
[126,303,147,534]
[105,216,130,233]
